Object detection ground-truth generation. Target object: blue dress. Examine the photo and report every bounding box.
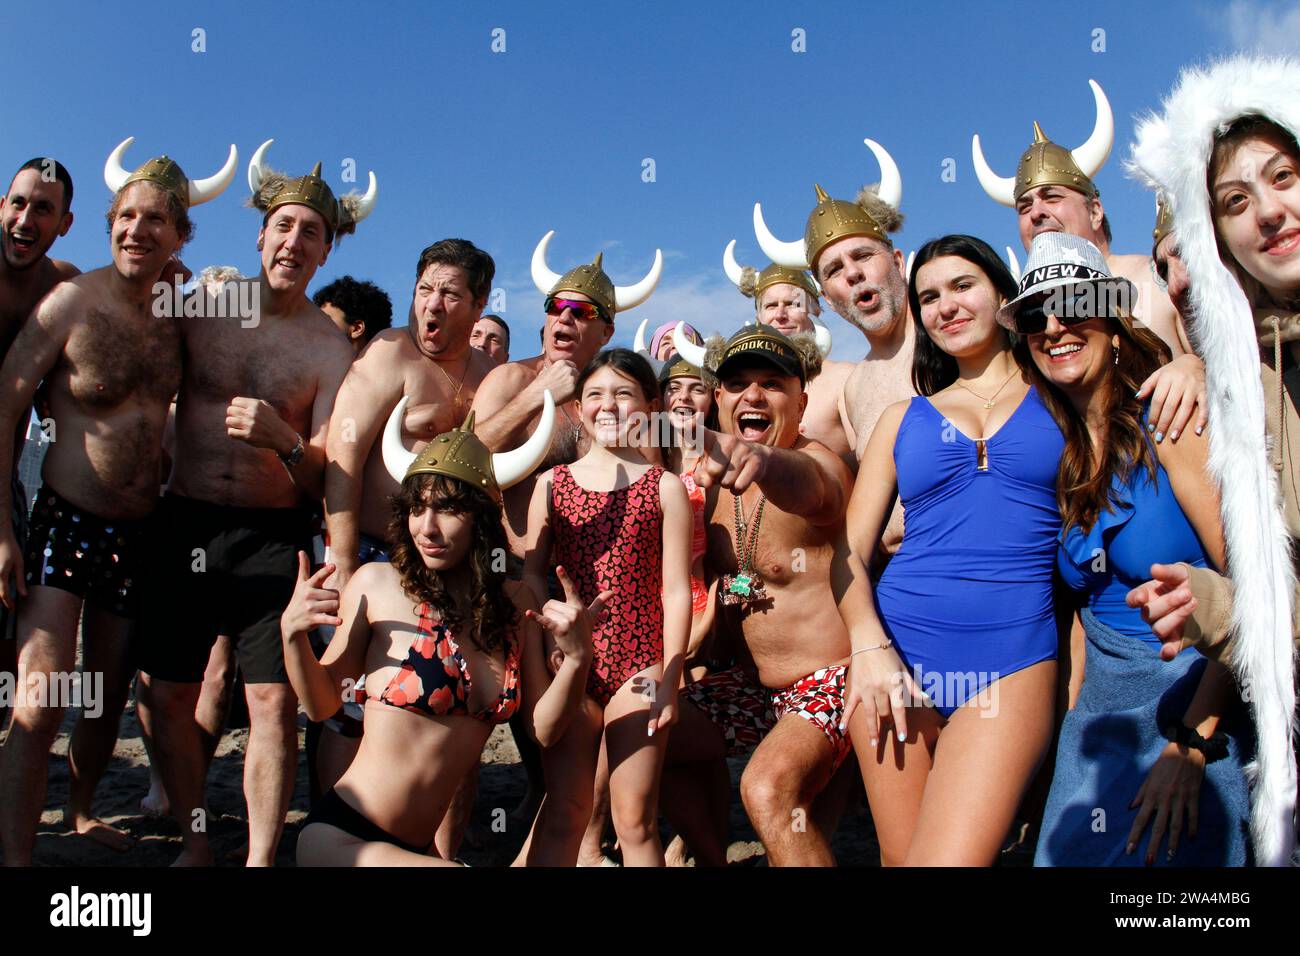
[875,387,1064,716]
[1035,448,1253,866]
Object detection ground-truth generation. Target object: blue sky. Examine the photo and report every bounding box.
[3,0,1296,361]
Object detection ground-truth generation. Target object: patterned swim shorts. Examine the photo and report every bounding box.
[681,663,851,770]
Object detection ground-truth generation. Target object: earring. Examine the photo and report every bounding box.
[1112,345,1120,366]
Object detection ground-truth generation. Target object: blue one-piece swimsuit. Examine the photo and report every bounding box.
[874,387,1064,716]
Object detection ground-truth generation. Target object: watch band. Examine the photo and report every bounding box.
[278,434,305,468]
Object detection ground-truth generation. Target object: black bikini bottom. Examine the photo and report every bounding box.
[304,788,433,856]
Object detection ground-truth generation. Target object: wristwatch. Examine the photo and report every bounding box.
[278,433,305,468]
[1164,722,1230,763]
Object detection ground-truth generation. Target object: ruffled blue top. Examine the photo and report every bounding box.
[1056,423,1215,651]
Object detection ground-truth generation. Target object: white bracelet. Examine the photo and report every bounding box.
[850,639,892,657]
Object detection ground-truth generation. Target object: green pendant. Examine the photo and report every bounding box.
[728,573,752,597]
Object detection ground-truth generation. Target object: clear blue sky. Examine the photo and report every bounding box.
[3,0,1294,361]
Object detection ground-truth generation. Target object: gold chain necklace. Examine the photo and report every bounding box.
[953,368,1019,410]
[435,355,470,414]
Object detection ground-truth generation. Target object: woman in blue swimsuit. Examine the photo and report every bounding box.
[1003,232,1252,866]
[836,235,1064,865]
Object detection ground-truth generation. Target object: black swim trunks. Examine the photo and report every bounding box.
[135,493,313,684]
[21,482,149,619]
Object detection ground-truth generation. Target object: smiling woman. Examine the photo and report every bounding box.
[1005,231,1252,868]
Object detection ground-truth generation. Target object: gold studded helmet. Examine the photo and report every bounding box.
[381,394,557,504]
[103,136,238,207]
[752,138,904,274]
[530,230,663,321]
[972,79,1115,207]
[246,140,377,240]
[1152,191,1175,258]
[721,240,833,357]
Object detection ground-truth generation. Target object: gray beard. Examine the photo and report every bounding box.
[834,285,905,337]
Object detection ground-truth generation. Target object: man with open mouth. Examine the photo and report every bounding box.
[722,243,855,458]
[657,324,857,866]
[0,139,234,865]
[133,144,369,866]
[0,158,80,727]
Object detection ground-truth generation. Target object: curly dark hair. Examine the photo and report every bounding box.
[313,275,393,344]
[387,472,517,652]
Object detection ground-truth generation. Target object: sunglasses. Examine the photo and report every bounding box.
[545,297,609,324]
[1012,294,1112,336]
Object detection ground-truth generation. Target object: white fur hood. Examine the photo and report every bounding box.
[1127,55,1299,866]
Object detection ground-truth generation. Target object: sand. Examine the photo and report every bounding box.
[4,697,1033,867]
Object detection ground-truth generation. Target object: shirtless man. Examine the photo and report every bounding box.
[972,79,1189,357]
[0,158,78,724]
[470,314,509,365]
[135,150,368,866]
[722,242,853,456]
[658,325,854,866]
[325,240,496,586]
[0,142,235,864]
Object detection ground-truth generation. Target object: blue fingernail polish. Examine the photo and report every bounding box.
[1155,431,1164,442]
[1196,426,1203,435]
[1147,422,1155,432]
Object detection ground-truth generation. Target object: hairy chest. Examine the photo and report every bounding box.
[182,319,316,414]
[63,308,182,408]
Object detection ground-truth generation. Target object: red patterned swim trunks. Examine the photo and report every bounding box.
[681,664,851,770]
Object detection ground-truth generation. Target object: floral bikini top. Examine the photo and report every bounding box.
[375,603,521,724]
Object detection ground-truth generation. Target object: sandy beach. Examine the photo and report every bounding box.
[4,693,1035,867]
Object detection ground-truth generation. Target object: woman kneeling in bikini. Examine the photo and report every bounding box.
[283,394,609,865]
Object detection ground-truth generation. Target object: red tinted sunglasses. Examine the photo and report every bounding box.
[545,296,609,324]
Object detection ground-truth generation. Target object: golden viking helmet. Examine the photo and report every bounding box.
[972,79,1114,207]
[382,393,557,504]
[752,138,903,273]
[103,137,239,207]
[1152,191,1175,258]
[246,140,377,239]
[530,230,663,320]
[720,239,833,357]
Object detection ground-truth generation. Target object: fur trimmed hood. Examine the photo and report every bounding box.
[1127,55,1299,866]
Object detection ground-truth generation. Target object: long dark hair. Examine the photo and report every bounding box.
[906,235,1019,396]
[1013,313,1171,534]
[388,472,517,652]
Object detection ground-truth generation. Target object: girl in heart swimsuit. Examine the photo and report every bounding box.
[519,349,693,866]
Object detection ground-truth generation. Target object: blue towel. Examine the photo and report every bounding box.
[1035,609,1253,866]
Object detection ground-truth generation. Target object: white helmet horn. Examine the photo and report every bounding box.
[971,133,1017,208]
[633,317,651,356]
[863,138,902,210]
[722,239,745,288]
[492,390,556,489]
[247,139,273,194]
[103,137,134,193]
[382,396,419,483]
[1070,79,1114,180]
[752,202,808,269]
[613,248,663,312]
[351,170,379,224]
[187,144,239,206]
[672,321,708,369]
[1005,246,1022,284]
[530,230,563,296]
